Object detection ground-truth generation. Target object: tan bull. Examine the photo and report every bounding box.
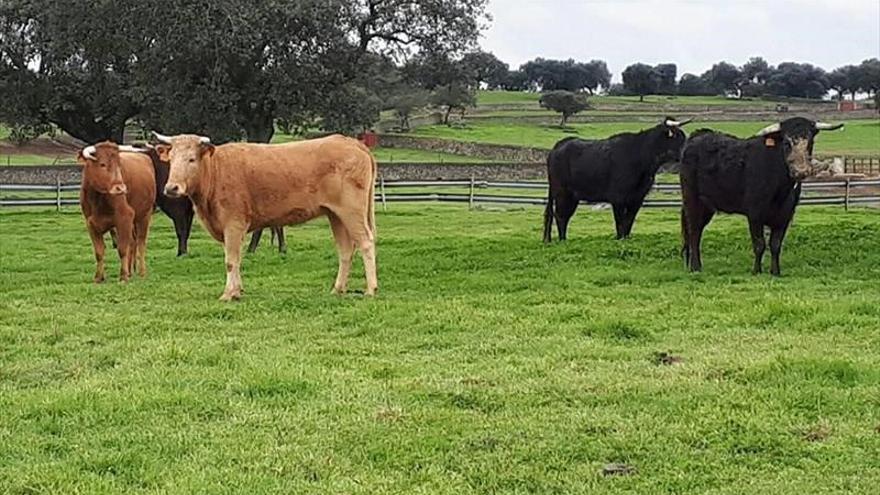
[154,133,378,301]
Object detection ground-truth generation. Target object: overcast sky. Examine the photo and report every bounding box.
[481,0,880,82]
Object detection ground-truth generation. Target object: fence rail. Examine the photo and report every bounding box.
[2,178,879,211]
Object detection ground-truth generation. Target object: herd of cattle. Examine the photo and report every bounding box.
[76,116,842,300]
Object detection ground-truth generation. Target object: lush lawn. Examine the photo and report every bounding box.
[476,90,832,109]
[1,205,880,494]
[412,120,880,156]
[0,153,77,166]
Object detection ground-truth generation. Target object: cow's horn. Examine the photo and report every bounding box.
[152,131,172,144]
[199,136,211,144]
[756,123,782,136]
[815,122,844,131]
[82,145,96,160]
[665,118,692,127]
[118,145,146,153]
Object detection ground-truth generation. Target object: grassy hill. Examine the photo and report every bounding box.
[410,120,880,157]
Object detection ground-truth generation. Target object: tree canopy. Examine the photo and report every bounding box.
[621,63,658,101]
[539,90,590,126]
[0,0,490,143]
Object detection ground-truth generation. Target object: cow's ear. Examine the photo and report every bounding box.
[155,144,171,161]
[763,131,783,148]
[76,151,89,167]
[200,143,215,158]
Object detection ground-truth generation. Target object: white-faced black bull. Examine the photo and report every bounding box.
[543,117,692,242]
[680,117,843,275]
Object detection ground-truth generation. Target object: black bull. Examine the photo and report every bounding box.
[543,118,691,242]
[147,149,195,256]
[680,117,843,275]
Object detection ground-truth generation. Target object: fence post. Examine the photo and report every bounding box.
[468,174,475,210]
[56,177,62,212]
[844,178,850,212]
[379,175,387,212]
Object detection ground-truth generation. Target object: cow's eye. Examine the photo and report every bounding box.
[188,158,195,163]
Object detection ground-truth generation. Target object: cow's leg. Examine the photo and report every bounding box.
[180,204,195,256]
[246,229,263,254]
[171,212,188,257]
[554,193,578,241]
[109,228,118,249]
[220,222,248,301]
[336,210,378,296]
[620,201,643,239]
[134,214,151,277]
[685,204,713,272]
[328,213,355,294]
[274,227,287,254]
[769,224,790,277]
[748,218,766,275]
[114,214,135,282]
[612,204,628,239]
[87,222,107,283]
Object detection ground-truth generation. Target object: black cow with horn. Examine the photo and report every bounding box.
[544,117,692,242]
[679,117,844,275]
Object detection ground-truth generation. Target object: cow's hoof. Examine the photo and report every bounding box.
[364,288,377,297]
[331,286,347,295]
[219,291,241,302]
[94,276,105,284]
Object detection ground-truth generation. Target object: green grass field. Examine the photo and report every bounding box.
[412,120,880,156]
[1,205,879,494]
[475,91,834,109]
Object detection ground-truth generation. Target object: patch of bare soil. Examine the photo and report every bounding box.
[0,134,83,156]
[652,351,684,366]
[602,463,637,477]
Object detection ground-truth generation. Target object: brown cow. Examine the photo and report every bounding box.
[153,133,378,301]
[78,142,156,282]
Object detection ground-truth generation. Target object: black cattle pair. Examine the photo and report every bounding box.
[543,117,843,275]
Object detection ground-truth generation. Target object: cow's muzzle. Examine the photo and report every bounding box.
[164,183,184,198]
[109,183,128,195]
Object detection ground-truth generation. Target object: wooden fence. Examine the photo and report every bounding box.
[5,178,878,212]
[844,157,880,176]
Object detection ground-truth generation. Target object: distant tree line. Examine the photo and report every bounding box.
[615,57,880,101]
[2,0,878,146]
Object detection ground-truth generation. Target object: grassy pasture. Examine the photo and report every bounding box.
[475,91,831,108]
[411,120,880,156]
[1,205,880,494]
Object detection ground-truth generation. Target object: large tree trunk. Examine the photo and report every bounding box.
[243,109,275,144]
[50,113,127,144]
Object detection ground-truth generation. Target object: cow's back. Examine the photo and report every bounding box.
[550,136,642,202]
[207,135,374,230]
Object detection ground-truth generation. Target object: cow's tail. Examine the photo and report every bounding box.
[543,148,556,243]
[367,153,377,239]
[680,207,689,263]
[543,188,554,243]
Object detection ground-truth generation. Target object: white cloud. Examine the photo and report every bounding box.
[481,0,880,81]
